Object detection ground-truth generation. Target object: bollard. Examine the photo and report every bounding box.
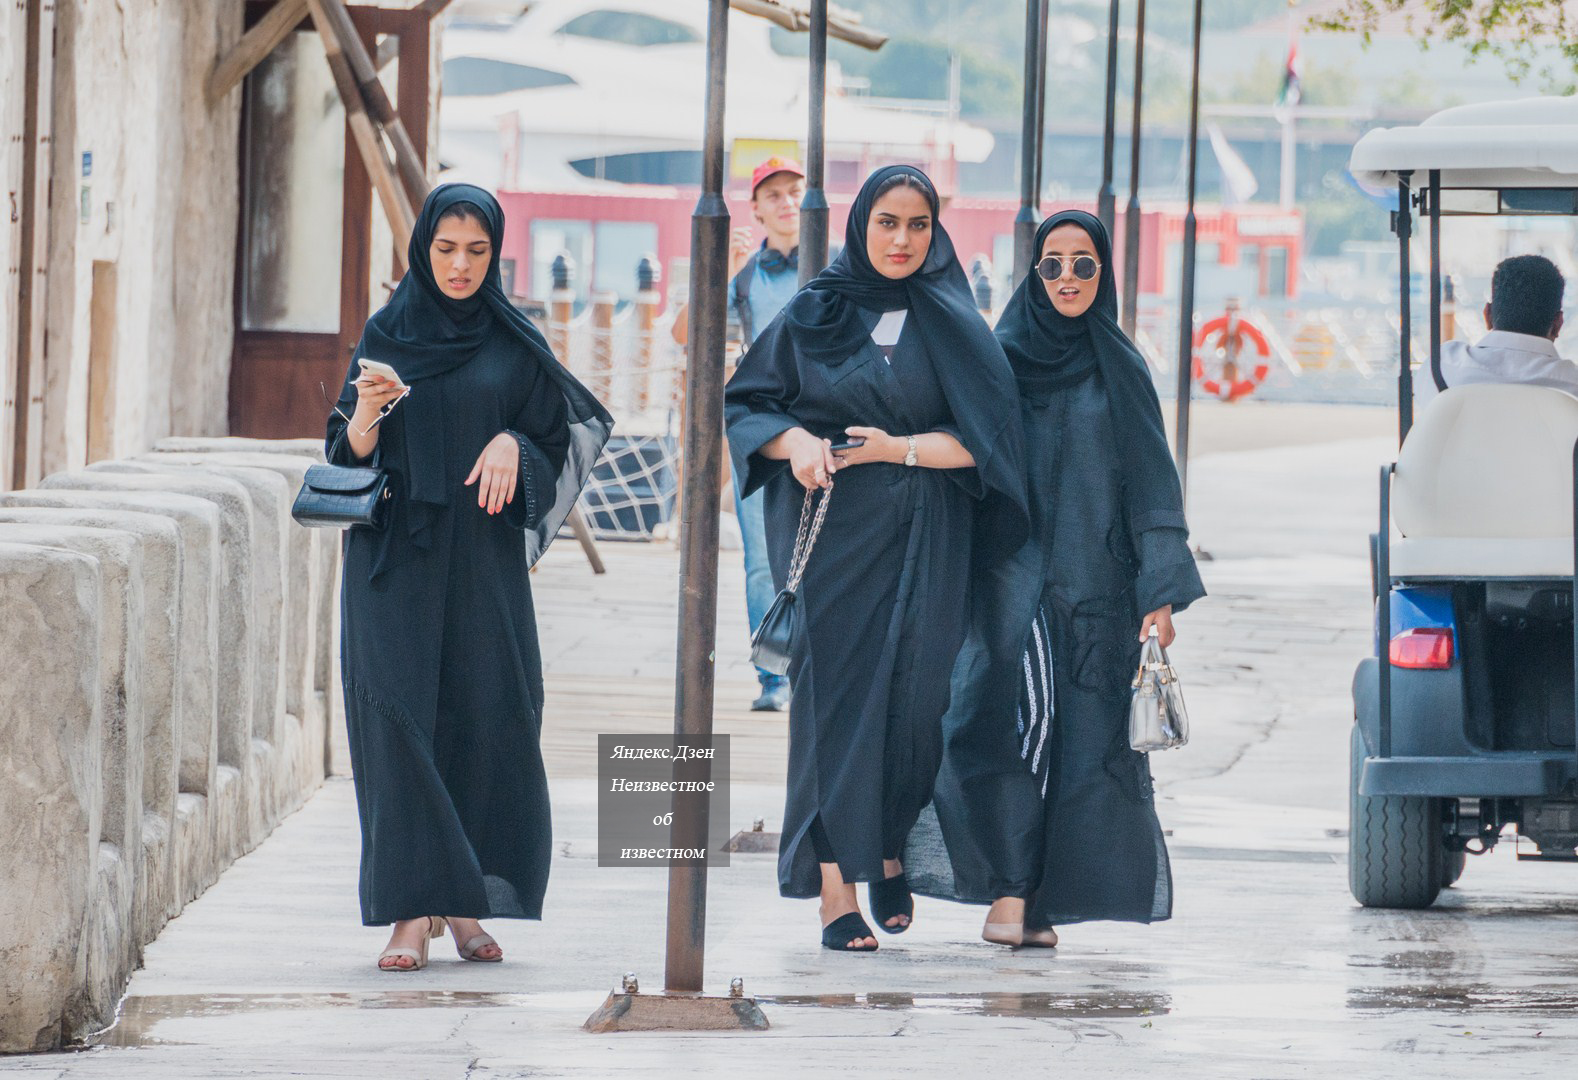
[969,256,994,318]
[636,256,662,415]
[589,289,618,407]
[549,252,575,366]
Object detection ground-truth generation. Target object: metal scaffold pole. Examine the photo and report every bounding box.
[1013,0,1048,281]
[800,0,830,284]
[1173,0,1204,499]
[1097,0,1121,237]
[583,0,766,1031]
[1121,0,1147,337]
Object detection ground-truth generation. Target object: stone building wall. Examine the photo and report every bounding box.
[0,438,338,1053]
[40,2,242,477]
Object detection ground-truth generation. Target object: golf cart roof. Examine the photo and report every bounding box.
[1350,96,1578,210]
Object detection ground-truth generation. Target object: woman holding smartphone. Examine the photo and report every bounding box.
[724,166,1026,951]
[920,210,1204,947]
[326,185,611,971]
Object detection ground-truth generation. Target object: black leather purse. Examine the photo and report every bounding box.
[749,482,832,676]
[291,436,391,530]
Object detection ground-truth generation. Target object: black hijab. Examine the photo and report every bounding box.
[995,209,1187,535]
[766,164,1029,556]
[344,183,613,572]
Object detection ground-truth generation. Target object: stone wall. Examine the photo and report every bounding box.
[40,1,242,476]
[0,438,336,1053]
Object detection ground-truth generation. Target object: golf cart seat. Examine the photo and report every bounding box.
[1391,384,1578,579]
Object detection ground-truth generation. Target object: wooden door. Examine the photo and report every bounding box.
[228,3,430,438]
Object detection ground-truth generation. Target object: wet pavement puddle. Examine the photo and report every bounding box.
[1348,985,1578,1013]
[762,991,1172,1019]
[88,991,534,1047]
[87,988,1172,1047]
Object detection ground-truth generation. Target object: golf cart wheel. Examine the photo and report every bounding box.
[1349,725,1444,909]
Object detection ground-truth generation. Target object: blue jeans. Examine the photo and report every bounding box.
[735,476,789,691]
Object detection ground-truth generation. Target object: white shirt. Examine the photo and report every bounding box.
[872,310,907,363]
[1415,330,1578,410]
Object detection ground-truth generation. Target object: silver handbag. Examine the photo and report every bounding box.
[1129,630,1189,752]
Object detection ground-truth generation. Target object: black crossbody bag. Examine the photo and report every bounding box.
[749,481,832,676]
[291,427,392,531]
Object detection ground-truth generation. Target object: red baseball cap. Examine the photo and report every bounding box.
[751,155,806,196]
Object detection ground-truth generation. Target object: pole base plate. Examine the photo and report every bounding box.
[582,991,770,1033]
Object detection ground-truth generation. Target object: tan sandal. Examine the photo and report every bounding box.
[458,931,503,963]
[377,916,448,972]
[982,921,1024,947]
[982,919,1058,949]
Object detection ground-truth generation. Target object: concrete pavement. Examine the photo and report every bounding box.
[8,402,1578,1078]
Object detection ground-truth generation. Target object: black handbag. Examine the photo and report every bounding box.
[291,436,391,530]
[749,482,832,676]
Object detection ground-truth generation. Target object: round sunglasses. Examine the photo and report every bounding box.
[1036,254,1101,282]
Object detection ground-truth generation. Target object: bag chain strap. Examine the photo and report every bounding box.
[785,481,833,592]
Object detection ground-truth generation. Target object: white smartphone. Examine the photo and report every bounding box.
[357,358,405,387]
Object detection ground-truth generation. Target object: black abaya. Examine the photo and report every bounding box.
[326,185,608,925]
[907,210,1205,927]
[331,334,569,924]
[724,166,1027,900]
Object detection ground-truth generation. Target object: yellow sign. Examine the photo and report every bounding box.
[731,139,802,181]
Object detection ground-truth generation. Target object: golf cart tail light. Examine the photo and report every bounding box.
[1389,627,1454,669]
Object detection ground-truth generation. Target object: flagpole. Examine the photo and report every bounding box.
[1279,4,1298,210]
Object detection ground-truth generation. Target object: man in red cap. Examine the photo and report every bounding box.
[671,155,805,710]
[730,155,805,711]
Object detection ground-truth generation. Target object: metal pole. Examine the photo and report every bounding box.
[665,0,730,996]
[1173,0,1204,500]
[1121,0,1147,336]
[1396,173,1414,443]
[1013,0,1043,280]
[799,0,830,285]
[1097,0,1121,237]
[1032,0,1049,203]
[1428,169,1442,394]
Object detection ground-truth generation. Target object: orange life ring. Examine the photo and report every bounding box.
[1192,315,1271,401]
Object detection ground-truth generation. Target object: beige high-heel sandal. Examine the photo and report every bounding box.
[982,921,1024,947]
[458,931,503,963]
[377,916,448,972]
[982,918,1059,949]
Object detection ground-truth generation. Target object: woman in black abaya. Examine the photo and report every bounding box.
[327,184,611,971]
[725,166,1027,951]
[912,210,1204,946]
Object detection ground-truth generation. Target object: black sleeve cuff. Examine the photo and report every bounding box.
[1133,526,1207,617]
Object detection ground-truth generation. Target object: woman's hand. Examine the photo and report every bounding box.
[1139,605,1175,647]
[465,432,521,515]
[831,425,901,467]
[353,374,406,422]
[764,428,837,490]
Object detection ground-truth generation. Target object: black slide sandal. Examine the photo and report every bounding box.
[869,873,914,934]
[821,911,879,951]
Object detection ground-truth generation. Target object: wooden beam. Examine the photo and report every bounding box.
[417,0,456,18]
[206,0,310,105]
[729,0,887,50]
[373,33,400,73]
[305,0,415,263]
[11,0,47,489]
[313,0,430,204]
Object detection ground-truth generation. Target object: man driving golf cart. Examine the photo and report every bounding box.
[1416,254,1576,410]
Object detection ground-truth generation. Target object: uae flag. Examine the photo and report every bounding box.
[1276,39,1302,112]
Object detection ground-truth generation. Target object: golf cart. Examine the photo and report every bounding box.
[1346,96,1578,909]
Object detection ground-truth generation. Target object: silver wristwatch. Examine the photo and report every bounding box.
[903,435,918,467]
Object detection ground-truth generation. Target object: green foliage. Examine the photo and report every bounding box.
[1311,0,1578,92]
